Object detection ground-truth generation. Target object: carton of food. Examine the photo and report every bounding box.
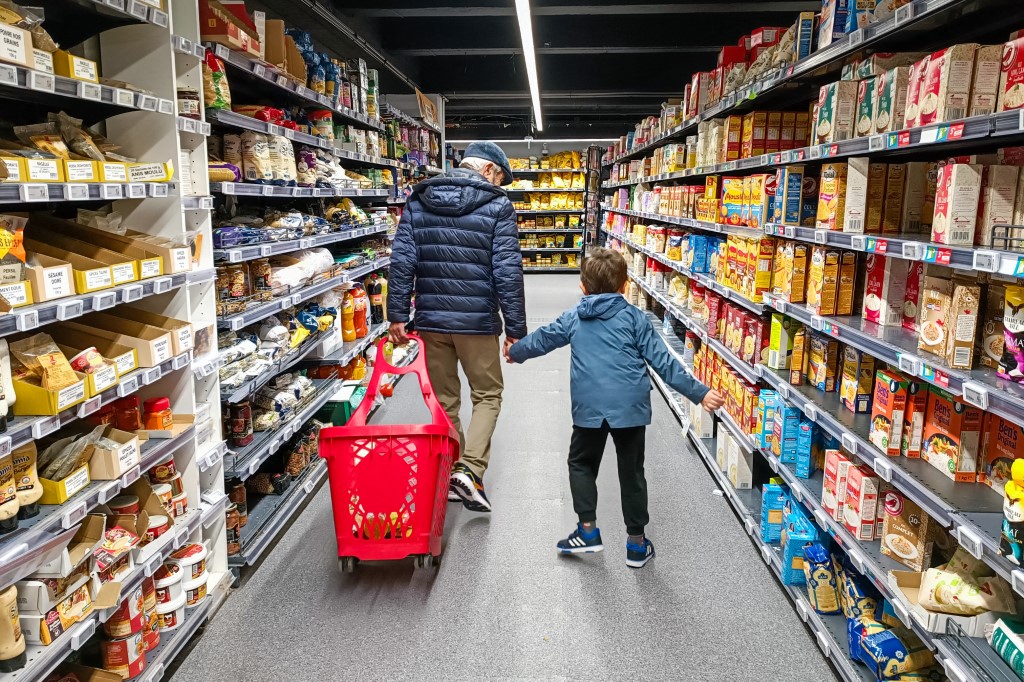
[904,55,931,128]
[689,71,711,118]
[817,0,849,50]
[945,281,981,370]
[980,283,1005,369]
[862,254,909,327]
[980,413,1024,495]
[900,380,929,458]
[807,333,840,392]
[880,487,934,571]
[766,112,783,155]
[971,45,1004,117]
[817,163,849,231]
[977,165,1020,247]
[855,77,879,138]
[815,81,859,144]
[822,448,852,522]
[875,66,910,134]
[931,163,981,245]
[773,403,803,464]
[768,313,798,370]
[881,164,907,233]
[772,241,808,304]
[917,275,953,356]
[720,176,745,225]
[922,387,984,482]
[900,162,931,233]
[795,112,811,148]
[790,326,808,385]
[870,368,908,457]
[998,33,1024,112]
[806,246,840,316]
[840,345,875,414]
[865,162,888,234]
[919,44,978,126]
[837,251,857,316]
[775,165,805,226]
[724,115,743,160]
[842,157,871,234]
[903,261,924,332]
[742,112,768,159]
[844,465,881,541]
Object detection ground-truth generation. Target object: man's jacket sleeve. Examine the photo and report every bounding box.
[386,207,416,323]
[492,199,527,339]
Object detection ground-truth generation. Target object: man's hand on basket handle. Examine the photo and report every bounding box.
[389,322,409,345]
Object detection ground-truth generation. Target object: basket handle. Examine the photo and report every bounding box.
[346,333,452,429]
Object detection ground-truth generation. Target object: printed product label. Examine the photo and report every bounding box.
[0,282,28,306]
[171,248,189,272]
[127,163,169,182]
[140,259,161,278]
[114,351,136,375]
[92,363,118,392]
[84,268,112,290]
[0,263,20,283]
[65,161,95,182]
[110,263,135,284]
[0,25,27,65]
[118,439,139,469]
[101,163,127,182]
[57,381,86,410]
[42,267,71,300]
[152,338,170,363]
[71,56,97,82]
[2,159,20,182]
[25,159,59,181]
[176,327,192,351]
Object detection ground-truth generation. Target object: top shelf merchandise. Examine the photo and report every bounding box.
[600,4,1024,681]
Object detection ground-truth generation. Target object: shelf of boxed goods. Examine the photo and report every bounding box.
[514,168,586,174]
[216,257,390,332]
[205,109,410,170]
[381,102,441,136]
[220,330,332,405]
[306,321,388,366]
[520,248,580,254]
[602,227,767,317]
[212,219,390,263]
[519,228,584,234]
[417,165,444,176]
[641,305,1006,682]
[642,321,872,682]
[209,182,388,199]
[603,207,767,241]
[205,43,382,131]
[601,0,1021,167]
[507,188,584,194]
[514,210,583,216]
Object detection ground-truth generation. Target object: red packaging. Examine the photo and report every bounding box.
[103,586,144,638]
[751,26,783,48]
[707,293,723,340]
[719,45,748,68]
[999,33,1024,112]
[102,633,146,680]
[902,261,924,332]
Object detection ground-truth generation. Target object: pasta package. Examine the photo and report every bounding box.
[202,50,231,111]
[802,543,840,614]
[240,131,273,184]
[858,627,935,679]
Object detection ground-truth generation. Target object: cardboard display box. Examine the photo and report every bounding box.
[33,514,105,578]
[65,314,173,367]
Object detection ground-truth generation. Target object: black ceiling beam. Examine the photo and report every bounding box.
[344,2,819,17]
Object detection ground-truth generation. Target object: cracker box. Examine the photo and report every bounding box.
[840,345,875,414]
[900,380,929,458]
[772,241,808,304]
[720,176,745,226]
[875,66,910,134]
[946,281,981,370]
[977,165,1020,247]
[919,44,978,126]
[815,81,859,144]
[971,45,1004,117]
[761,483,787,543]
[922,386,984,482]
[822,448,853,522]
[768,313,798,370]
[879,486,934,571]
[981,413,1024,495]
[806,246,840,316]
[999,34,1024,112]
[870,368,908,457]
[862,254,909,327]
[980,283,1006,369]
[758,390,780,450]
[807,333,840,392]
[817,163,848,231]
[741,112,768,159]
[844,465,881,541]
[932,163,982,245]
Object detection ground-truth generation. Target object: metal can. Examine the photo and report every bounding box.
[102,632,146,679]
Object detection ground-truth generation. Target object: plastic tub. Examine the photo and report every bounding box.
[102,632,146,679]
[169,543,207,581]
[156,593,185,632]
[182,571,208,607]
[153,563,182,605]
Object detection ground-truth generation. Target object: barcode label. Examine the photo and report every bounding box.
[953,346,972,369]
[846,218,864,232]
[908,217,921,232]
[946,108,966,121]
[951,228,972,243]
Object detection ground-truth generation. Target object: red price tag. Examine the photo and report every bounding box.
[948,122,965,140]
[935,370,949,388]
[830,144,839,156]
[796,150,805,161]
[773,154,782,165]
[898,131,911,147]
[937,248,951,265]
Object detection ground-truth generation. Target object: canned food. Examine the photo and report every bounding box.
[103,587,144,638]
[142,577,156,612]
[148,457,176,483]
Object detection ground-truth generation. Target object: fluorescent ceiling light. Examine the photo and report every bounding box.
[515,0,543,132]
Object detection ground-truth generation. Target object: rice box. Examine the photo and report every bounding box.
[917,275,952,357]
[879,486,934,571]
[875,66,910,134]
[931,163,981,245]
[978,165,1020,247]
[919,44,978,126]
[822,448,853,522]
[855,77,878,138]
[840,345,875,414]
[815,81,859,144]
[870,368,908,457]
[945,281,980,371]
[900,380,929,458]
[980,283,1005,369]
[881,164,907,234]
[844,465,880,541]
[758,389,779,450]
[902,260,924,332]
[775,165,805,226]
[998,33,1024,112]
[807,333,840,392]
[904,55,931,128]
[922,386,984,482]
[900,162,932,233]
[862,254,909,327]
[772,241,807,303]
[806,246,840,316]
[817,163,848,231]
[970,45,1004,117]
[981,413,1024,496]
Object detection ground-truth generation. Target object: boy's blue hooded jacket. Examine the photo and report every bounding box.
[509,293,709,428]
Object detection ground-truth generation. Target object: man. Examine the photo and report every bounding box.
[387,141,527,513]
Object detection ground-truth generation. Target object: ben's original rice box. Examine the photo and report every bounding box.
[981,413,1024,495]
[922,387,984,482]
[900,380,929,459]
[869,368,908,457]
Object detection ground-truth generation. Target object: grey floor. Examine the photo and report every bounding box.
[170,275,839,682]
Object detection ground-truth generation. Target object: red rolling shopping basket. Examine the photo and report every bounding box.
[318,334,459,571]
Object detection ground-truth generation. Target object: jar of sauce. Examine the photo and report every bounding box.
[143,397,173,430]
[226,503,241,555]
[177,89,201,120]
[113,396,143,432]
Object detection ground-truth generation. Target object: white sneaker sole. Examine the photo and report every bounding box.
[558,544,604,555]
[450,472,491,512]
[626,551,655,568]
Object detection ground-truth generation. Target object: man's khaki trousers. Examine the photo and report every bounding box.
[419,331,503,480]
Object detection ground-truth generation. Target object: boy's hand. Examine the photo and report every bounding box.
[701,389,725,412]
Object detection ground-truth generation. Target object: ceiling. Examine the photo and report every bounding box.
[246,0,821,139]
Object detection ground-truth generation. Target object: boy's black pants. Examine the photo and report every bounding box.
[568,420,648,536]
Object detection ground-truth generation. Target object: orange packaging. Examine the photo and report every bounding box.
[843,465,881,541]
[780,111,797,150]
[869,368,908,457]
[900,380,929,458]
[741,111,768,158]
[794,112,811,147]
[766,112,783,154]
[921,386,984,482]
[980,413,1024,495]
[725,115,743,161]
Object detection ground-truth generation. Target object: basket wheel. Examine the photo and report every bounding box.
[339,557,358,574]
[414,554,440,569]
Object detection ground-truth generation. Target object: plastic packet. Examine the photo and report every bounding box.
[240,131,273,183]
[13,122,70,158]
[203,50,232,110]
[43,425,106,481]
[268,136,297,185]
[0,214,27,283]
[53,112,105,161]
[11,333,78,390]
[223,134,242,167]
[77,208,125,234]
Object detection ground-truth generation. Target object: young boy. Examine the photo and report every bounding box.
[508,248,724,568]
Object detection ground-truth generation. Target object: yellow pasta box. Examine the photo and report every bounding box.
[806,246,841,316]
[817,163,849,230]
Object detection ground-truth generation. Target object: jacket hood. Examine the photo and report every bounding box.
[413,168,505,216]
[578,293,628,320]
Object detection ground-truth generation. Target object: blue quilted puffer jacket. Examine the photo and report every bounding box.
[387,168,528,339]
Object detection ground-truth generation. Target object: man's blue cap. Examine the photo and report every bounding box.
[464,141,514,186]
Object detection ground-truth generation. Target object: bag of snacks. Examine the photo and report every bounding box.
[203,50,232,110]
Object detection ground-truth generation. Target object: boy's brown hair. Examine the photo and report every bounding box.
[581,247,628,294]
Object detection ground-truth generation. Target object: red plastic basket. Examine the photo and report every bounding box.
[318,334,459,570]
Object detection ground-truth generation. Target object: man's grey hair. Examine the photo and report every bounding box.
[460,157,496,174]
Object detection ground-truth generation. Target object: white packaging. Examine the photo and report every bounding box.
[978,165,1020,246]
[970,45,1004,118]
[843,157,871,234]
[901,162,931,233]
[862,254,910,326]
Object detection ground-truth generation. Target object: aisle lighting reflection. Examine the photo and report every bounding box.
[515,0,544,131]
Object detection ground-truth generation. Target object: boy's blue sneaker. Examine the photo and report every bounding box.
[557,524,604,554]
[626,538,655,568]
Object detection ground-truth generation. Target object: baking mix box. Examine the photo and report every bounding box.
[822,448,853,523]
[840,345,875,414]
[844,464,881,542]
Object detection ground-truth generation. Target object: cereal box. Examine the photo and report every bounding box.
[981,413,1024,495]
[772,241,808,304]
[903,260,924,332]
[977,165,1020,247]
[922,386,984,482]
[919,44,978,126]
[840,345,875,413]
[855,77,878,138]
[904,55,930,128]
[817,0,849,50]
[822,448,852,522]
[881,164,906,234]
[817,163,849,231]
[900,380,929,458]
[844,465,881,541]
[970,45,1004,117]
[862,254,909,327]
[807,333,839,392]
[931,163,981,245]
[870,368,908,457]
[998,33,1024,112]
[880,486,934,571]
[815,81,859,144]
[806,246,840,316]
[875,66,910,134]
[917,275,952,356]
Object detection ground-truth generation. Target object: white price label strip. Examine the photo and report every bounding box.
[955,525,983,560]
[29,71,54,92]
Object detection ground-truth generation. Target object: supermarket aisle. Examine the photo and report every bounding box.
[170,275,837,682]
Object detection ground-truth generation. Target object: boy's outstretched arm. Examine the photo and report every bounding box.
[508,310,575,363]
[636,316,711,406]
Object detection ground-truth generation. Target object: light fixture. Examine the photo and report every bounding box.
[514,0,543,132]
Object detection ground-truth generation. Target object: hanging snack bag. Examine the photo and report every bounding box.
[203,49,232,111]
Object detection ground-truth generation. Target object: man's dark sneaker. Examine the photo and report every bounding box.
[556,523,604,554]
[450,463,491,512]
[626,537,655,568]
